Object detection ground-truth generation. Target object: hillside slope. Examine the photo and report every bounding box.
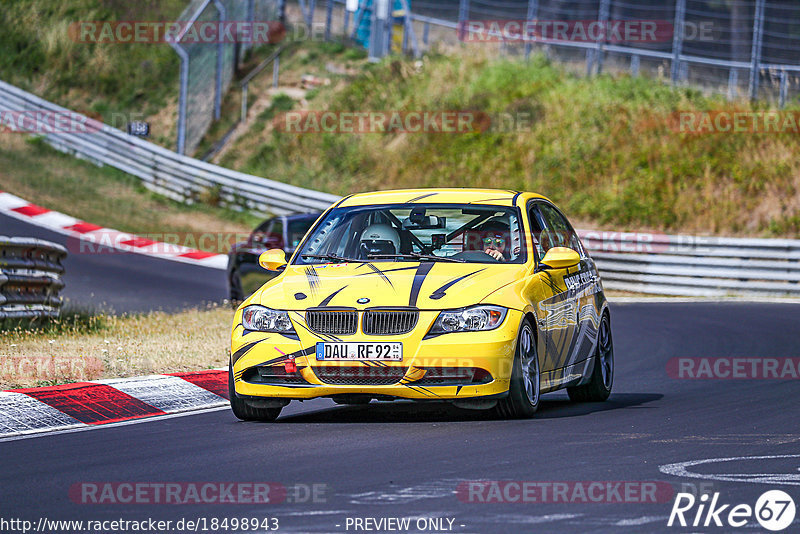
[219,48,800,237]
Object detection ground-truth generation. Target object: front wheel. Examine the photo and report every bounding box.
[567,313,613,402]
[228,364,282,422]
[496,319,540,419]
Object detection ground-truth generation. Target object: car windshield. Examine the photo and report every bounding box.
[294,203,526,264]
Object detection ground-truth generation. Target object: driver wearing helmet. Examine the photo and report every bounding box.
[359,223,401,258]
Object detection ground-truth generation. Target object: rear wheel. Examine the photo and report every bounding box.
[496,319,540,419]
[567,313,613,402]
[228,364,282,422]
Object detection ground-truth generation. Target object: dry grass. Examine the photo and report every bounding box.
[0,306,233,390]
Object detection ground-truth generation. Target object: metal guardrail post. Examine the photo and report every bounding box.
[631,54,640,76]
[671,0,686,83]
[748,0,765,100]
[524,0,539,61]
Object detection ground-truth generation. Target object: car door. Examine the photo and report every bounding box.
[535,203,599,369]
[527,202,582,375]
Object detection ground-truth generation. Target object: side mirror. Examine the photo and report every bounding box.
[258,249,287,271]
[535,247,580,273]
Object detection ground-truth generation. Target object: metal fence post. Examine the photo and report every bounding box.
[325,0,334,41]
[671,0,686,83]
[398,0,419,58]
[278,0,286,23]
[457,0,469,42]
[748,0,765,100]
[273,55,280,88]
[212,0,226,121]
[168,41,189,155]
[243,0,255,59]
[595,0,610,74]
[524,0,539,60]
[368,0,390,61]
[241,83,249,122]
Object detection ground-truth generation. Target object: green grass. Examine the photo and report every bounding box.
[0,0,186,147]
[0,135,260,245]
[219,48,800,238]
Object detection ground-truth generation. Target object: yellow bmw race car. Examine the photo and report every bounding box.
[229,189,613,420]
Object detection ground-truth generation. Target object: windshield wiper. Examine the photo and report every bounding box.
[367,253,465,263]
[301,253,367,263]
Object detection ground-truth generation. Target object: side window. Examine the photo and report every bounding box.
[527,204,547,260]
[267,219,284,249]
[536,203,583,255]
[251,220,273,246]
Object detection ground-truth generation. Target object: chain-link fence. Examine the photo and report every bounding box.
[170,0,284,155]
[308,0,800,106]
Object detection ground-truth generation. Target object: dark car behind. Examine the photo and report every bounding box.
[227,213,320,303]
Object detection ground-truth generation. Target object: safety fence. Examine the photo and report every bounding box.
[303,0,800,106]
[0,237,66,319]
[171,0,284,154]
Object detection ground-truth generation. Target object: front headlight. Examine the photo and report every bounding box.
[242,305,296,334]
[430,305,508,334]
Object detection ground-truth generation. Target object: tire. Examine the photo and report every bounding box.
[228,364,282,422]
[495,319,540,419]
[229,270,244,309]
[567,313,613,402]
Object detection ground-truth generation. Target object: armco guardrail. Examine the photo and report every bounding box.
[0,237,66,319]
[0,80,340,216]
[578,230,800,297]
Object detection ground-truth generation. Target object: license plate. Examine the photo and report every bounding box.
[315,342,402,361]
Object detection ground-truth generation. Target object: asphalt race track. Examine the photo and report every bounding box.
[1,212,227,313]
[1,302,799,533]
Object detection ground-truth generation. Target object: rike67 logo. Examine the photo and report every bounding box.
[668,490,796,531]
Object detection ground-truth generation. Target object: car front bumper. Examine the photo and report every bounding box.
[230,309,523,401]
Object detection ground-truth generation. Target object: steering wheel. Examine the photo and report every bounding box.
[451,250,500,263]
